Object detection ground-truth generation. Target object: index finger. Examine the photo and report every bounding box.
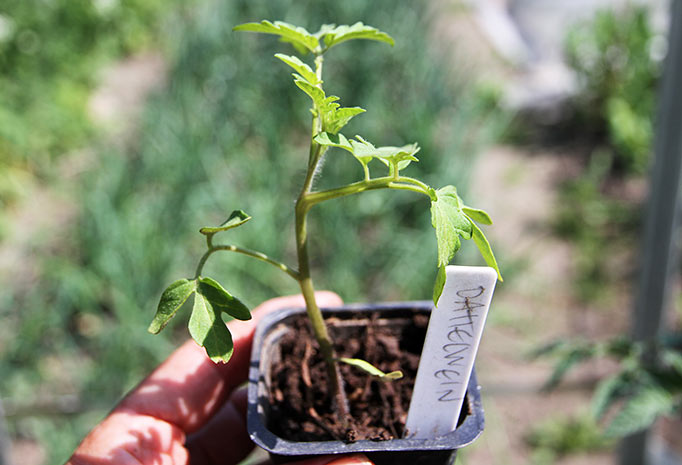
[116,291,343,434]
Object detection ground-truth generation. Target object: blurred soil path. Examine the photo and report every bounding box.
[462,146,626,465]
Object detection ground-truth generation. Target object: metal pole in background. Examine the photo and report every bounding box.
[0,399,10,465]
[621,1,682,464]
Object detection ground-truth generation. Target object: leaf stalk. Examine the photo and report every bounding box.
[302,175,434,209]
[194,244,300,280]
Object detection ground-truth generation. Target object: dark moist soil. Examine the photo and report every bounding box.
[266,311,469,443]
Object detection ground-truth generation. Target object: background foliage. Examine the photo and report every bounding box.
[564,5,661,174]
[541,3,682,448]
[0,0,186,215]
[535,335,682,439]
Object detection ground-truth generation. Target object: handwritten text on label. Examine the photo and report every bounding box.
[404,266,497,439]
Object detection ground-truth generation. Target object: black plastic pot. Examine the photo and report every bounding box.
[247,301,485,465]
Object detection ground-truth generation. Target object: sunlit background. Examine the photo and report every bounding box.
[0,0,680,464]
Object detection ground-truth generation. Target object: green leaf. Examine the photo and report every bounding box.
[336,357,403,381]
[323,106,365,135]
[542,344,595,391]
[293,78,326,109]
[148,279,196,334]
[314,132,353,153]
[274,53,319,85]
[662,348,682,376]
[374,143,420,171]
[429,188,502,300]
[315,133,374,165]
[339,136,420,170]
[198,277,251,321]
[342,135,374,166]
[430,186,473,267]
[463,206,493,225]
[603,336,635,358]
[319,22,395,50]
[349,135,375,158]
[189,290,235,363]
[342,135,419,169]
[592,373,629,419]
[528,339,568,359]
[433,265,447,306]
[291,72,364,135]
[605,386,676,437]
[314,23,337,38]
[470,221,503,281]
[233,20,319,53]
[200,210,251,235]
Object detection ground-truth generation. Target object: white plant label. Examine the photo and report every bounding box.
[404,265,497,439]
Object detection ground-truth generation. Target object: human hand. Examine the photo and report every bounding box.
[66,292,373,465]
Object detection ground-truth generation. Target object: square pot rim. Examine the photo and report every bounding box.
[247,300,485,456]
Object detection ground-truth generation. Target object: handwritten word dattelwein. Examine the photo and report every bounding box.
[434,286,485,402]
